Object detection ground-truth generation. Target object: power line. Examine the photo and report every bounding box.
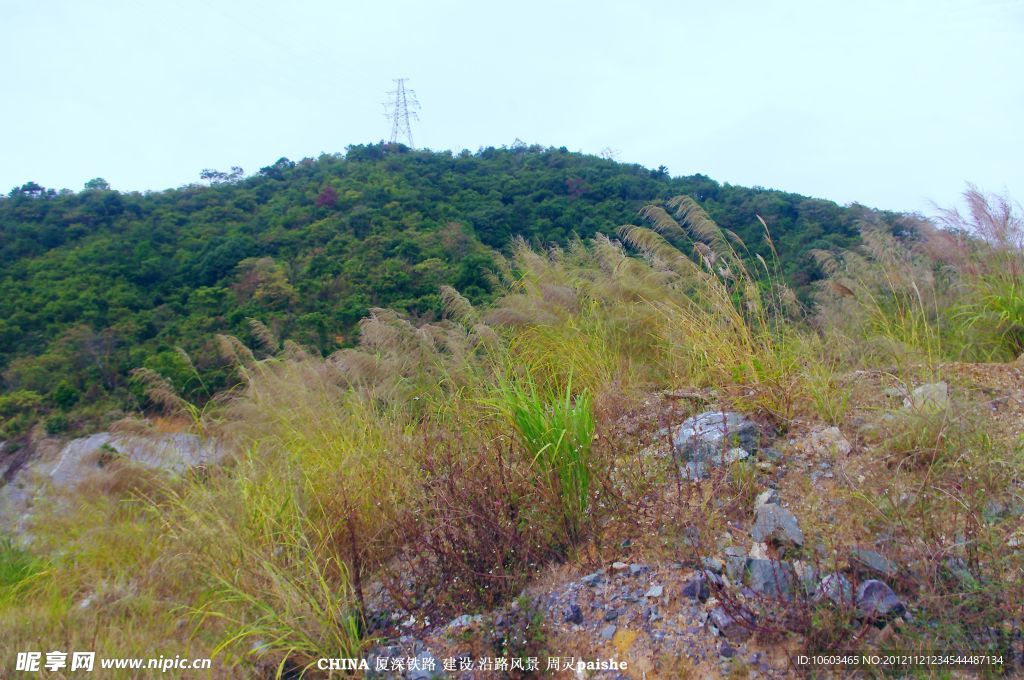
[382,78,420,147]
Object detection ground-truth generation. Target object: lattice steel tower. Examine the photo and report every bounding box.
[383,78,420,147]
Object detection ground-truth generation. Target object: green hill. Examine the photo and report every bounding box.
[0,143,898,435]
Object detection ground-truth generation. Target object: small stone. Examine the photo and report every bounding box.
[751,503,804,548]
[809,426,852,457]
[645,585,664,598]
[720,642,736,659]
[563,603,583,625]
[701,556,724,574]
[629,563,649,577]
[604,608,622,621]
[724,447,750,464]
[645,605,661,622]
[760,447,784,462]
[856,580,905,624]
[708,606,752,642]
[814,572,853,605]
[702,569,725,588]
[755,488,780,509]
[724,547,748,582]
[582,571,605,586]
[600,624,617,640]
[611,561,628,571]
[445,613,482,630]
[681,575,710,601]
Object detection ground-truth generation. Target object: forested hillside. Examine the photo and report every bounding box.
[0,143,897,435]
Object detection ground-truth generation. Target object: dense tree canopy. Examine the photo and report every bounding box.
[0,143,895,435]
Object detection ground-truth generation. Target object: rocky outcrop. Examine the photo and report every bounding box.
[0,431,224,533]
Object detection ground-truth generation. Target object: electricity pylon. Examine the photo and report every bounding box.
[383,78,420,147]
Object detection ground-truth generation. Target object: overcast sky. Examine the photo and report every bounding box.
[2,0,1021,214]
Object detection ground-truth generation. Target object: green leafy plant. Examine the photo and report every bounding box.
[493,375,595,544]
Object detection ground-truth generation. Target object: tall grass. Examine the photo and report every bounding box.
[166,449,364,673]
[492,375,595,544]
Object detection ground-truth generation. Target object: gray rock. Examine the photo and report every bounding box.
[755,489,780,509]
[793,561,819,596]
[673,411,763,464]
[852,549,897,578]
[681,576,709,601]
[48,432,223,489]
[751,504,804,548]
[600,624,617,640]
[681,461,709,481]
[563,603,583,625]
[708,606,752,642]
[903,381,949,413]
[645,584,664,598]
[603,608,622,621]
[720,642,736,659]
[701,556,724,574]
[703,569,725,588]
[748,542,770,560]
[808,426,852,457]
[760,447,784,462]
[582,571,605,586]
[629,563,649,577]
[724,546,749,581]
[746,559,795,599]
[724,447,750,464]
[855,580,905,622]
[445,614,482,630]
[814,572,853,605]
[611,561,628,572]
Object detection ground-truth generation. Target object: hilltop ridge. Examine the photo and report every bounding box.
[0,144,902,436]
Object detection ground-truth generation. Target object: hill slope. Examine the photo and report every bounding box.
[0,143,898,434]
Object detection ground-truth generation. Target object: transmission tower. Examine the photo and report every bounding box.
[383,78,420,147]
